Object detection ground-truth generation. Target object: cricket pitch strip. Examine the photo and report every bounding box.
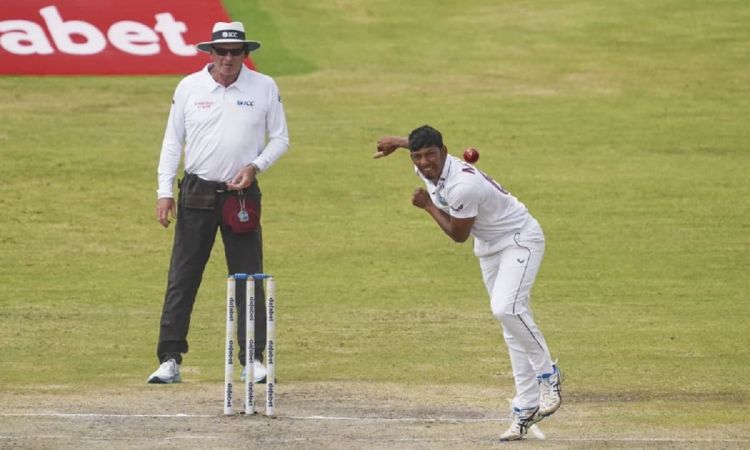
[1,382,747,449]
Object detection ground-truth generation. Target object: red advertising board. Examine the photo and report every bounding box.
[0,0,255,75]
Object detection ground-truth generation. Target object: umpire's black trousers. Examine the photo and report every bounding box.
[156,178,265,366]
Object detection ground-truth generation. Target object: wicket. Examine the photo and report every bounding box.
[224,273,276,416]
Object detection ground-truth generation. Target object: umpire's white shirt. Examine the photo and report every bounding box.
[417,155,531,257]
[157,64,289,198]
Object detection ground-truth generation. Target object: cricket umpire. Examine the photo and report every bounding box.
[148,21,289,384]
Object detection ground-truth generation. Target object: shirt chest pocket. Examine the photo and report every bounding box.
[232,98,267,127]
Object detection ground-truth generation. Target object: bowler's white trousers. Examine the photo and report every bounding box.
[477,217,554,410]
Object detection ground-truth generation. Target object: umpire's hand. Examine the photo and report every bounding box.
[157,197,176,228]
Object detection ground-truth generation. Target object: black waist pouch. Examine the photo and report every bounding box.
[178,173,218,210]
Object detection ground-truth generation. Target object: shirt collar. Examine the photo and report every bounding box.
[415,154,454,188]
[202,64,251,93]
[434,154,453,189]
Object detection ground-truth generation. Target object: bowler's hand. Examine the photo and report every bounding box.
[227,165,257,190]
[373,136,408,159]
[412,188,433,209]
[157,197,176,228]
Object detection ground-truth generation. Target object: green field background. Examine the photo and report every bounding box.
[1,0,748,430]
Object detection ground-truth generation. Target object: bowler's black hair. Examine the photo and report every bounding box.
[408,125,443,152]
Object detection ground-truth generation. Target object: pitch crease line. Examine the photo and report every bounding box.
[0,413,213,418]
[287,415,506,423]
[552,438,750,443]
[0,412,503,422]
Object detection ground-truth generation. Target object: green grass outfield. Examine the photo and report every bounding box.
[1,0,749,437]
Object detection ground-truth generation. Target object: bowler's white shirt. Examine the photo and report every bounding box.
[157,64,289,198]
[417,155,531,256]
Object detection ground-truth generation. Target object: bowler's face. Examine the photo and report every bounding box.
[211,44,246,79]
[410,146,447,182]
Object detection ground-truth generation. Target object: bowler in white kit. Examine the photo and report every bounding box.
[375,125,563,441]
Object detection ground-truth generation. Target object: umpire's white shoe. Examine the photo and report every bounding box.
[147,359,181,384]
[499,406,542,441]
[240,359,268,384]
[538,364,563,417]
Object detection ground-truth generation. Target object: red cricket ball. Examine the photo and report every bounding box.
[463,147,480,163]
